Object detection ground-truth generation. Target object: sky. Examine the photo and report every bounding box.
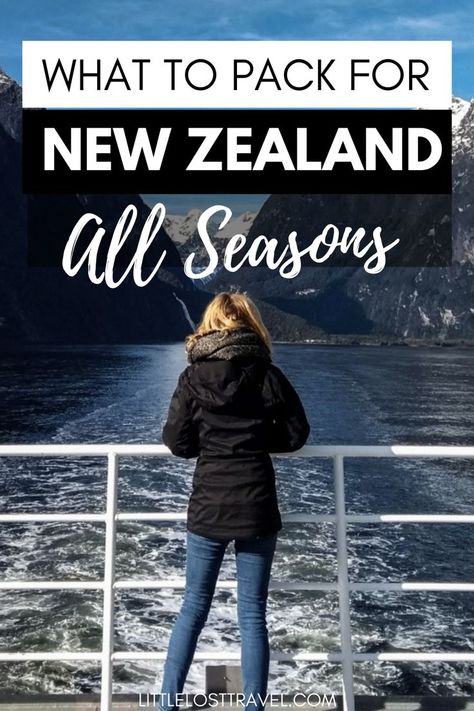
[1,0,472,98]
[142,194,269,215]
[1,0,471,214]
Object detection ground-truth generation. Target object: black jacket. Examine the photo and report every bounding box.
[162,328,310,540]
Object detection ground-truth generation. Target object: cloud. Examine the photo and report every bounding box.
[1,0,472,43]
[1,0,472,95]
[354,8,471,38]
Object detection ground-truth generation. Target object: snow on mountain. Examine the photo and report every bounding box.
[452,97,474,262]
[163,209,203,244]
[217,211,256,241]
[0,68,21,140]
[452,96,474,156]
[210,95,474,341]
[452,96,471,133]
[0,68,13,87]
[165,209,257,252]
[0,68,209,345]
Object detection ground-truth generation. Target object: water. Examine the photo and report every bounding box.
[0,343,473,696]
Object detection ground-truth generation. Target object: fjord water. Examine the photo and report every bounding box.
[0,344,473,696]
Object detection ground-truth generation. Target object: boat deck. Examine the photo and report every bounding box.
[0,696,473,711]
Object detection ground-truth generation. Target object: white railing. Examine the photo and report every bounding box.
[0,444,473,711]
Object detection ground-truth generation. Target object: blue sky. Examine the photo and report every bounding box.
[1,0,472,98]
[2,0,471,214]
[142,194,269,215]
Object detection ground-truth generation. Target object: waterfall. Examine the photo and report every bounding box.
[173,292,196,330]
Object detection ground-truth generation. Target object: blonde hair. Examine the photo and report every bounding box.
[186,292,272,352]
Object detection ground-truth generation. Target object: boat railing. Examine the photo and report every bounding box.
[0,443,473,711]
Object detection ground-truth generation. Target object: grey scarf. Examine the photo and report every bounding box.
[187,328,271,364]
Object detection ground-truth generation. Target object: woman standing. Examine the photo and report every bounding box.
[160,292,310,711]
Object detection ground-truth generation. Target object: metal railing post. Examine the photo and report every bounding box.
[100,452,119,711]
[334,455,355,711]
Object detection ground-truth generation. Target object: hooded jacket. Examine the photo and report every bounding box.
[162,327,310,540]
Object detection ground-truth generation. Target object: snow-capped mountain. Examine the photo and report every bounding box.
[0,69,209,344]
[0,69,11,85]
[452,96,471,133]
[212,95,474,342]
[0,67,21,140]
[163,209,205,244]
[164,209,257,262]
[452,96,474,262]
[1,63,473,343]
[0,68,319,344]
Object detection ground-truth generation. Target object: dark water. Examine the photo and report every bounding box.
[0,344,473,696]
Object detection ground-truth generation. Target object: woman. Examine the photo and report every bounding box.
[160,292,310,711]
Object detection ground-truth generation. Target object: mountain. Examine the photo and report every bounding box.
[163,209,256,265]
[210,97,474,342]
[0,68,22,140]
[3,65,471,345]
[452,96,470,132]
[0,70,208,345]
[452,98,474,263]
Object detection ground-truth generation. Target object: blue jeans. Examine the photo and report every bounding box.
[160,529,278,711]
